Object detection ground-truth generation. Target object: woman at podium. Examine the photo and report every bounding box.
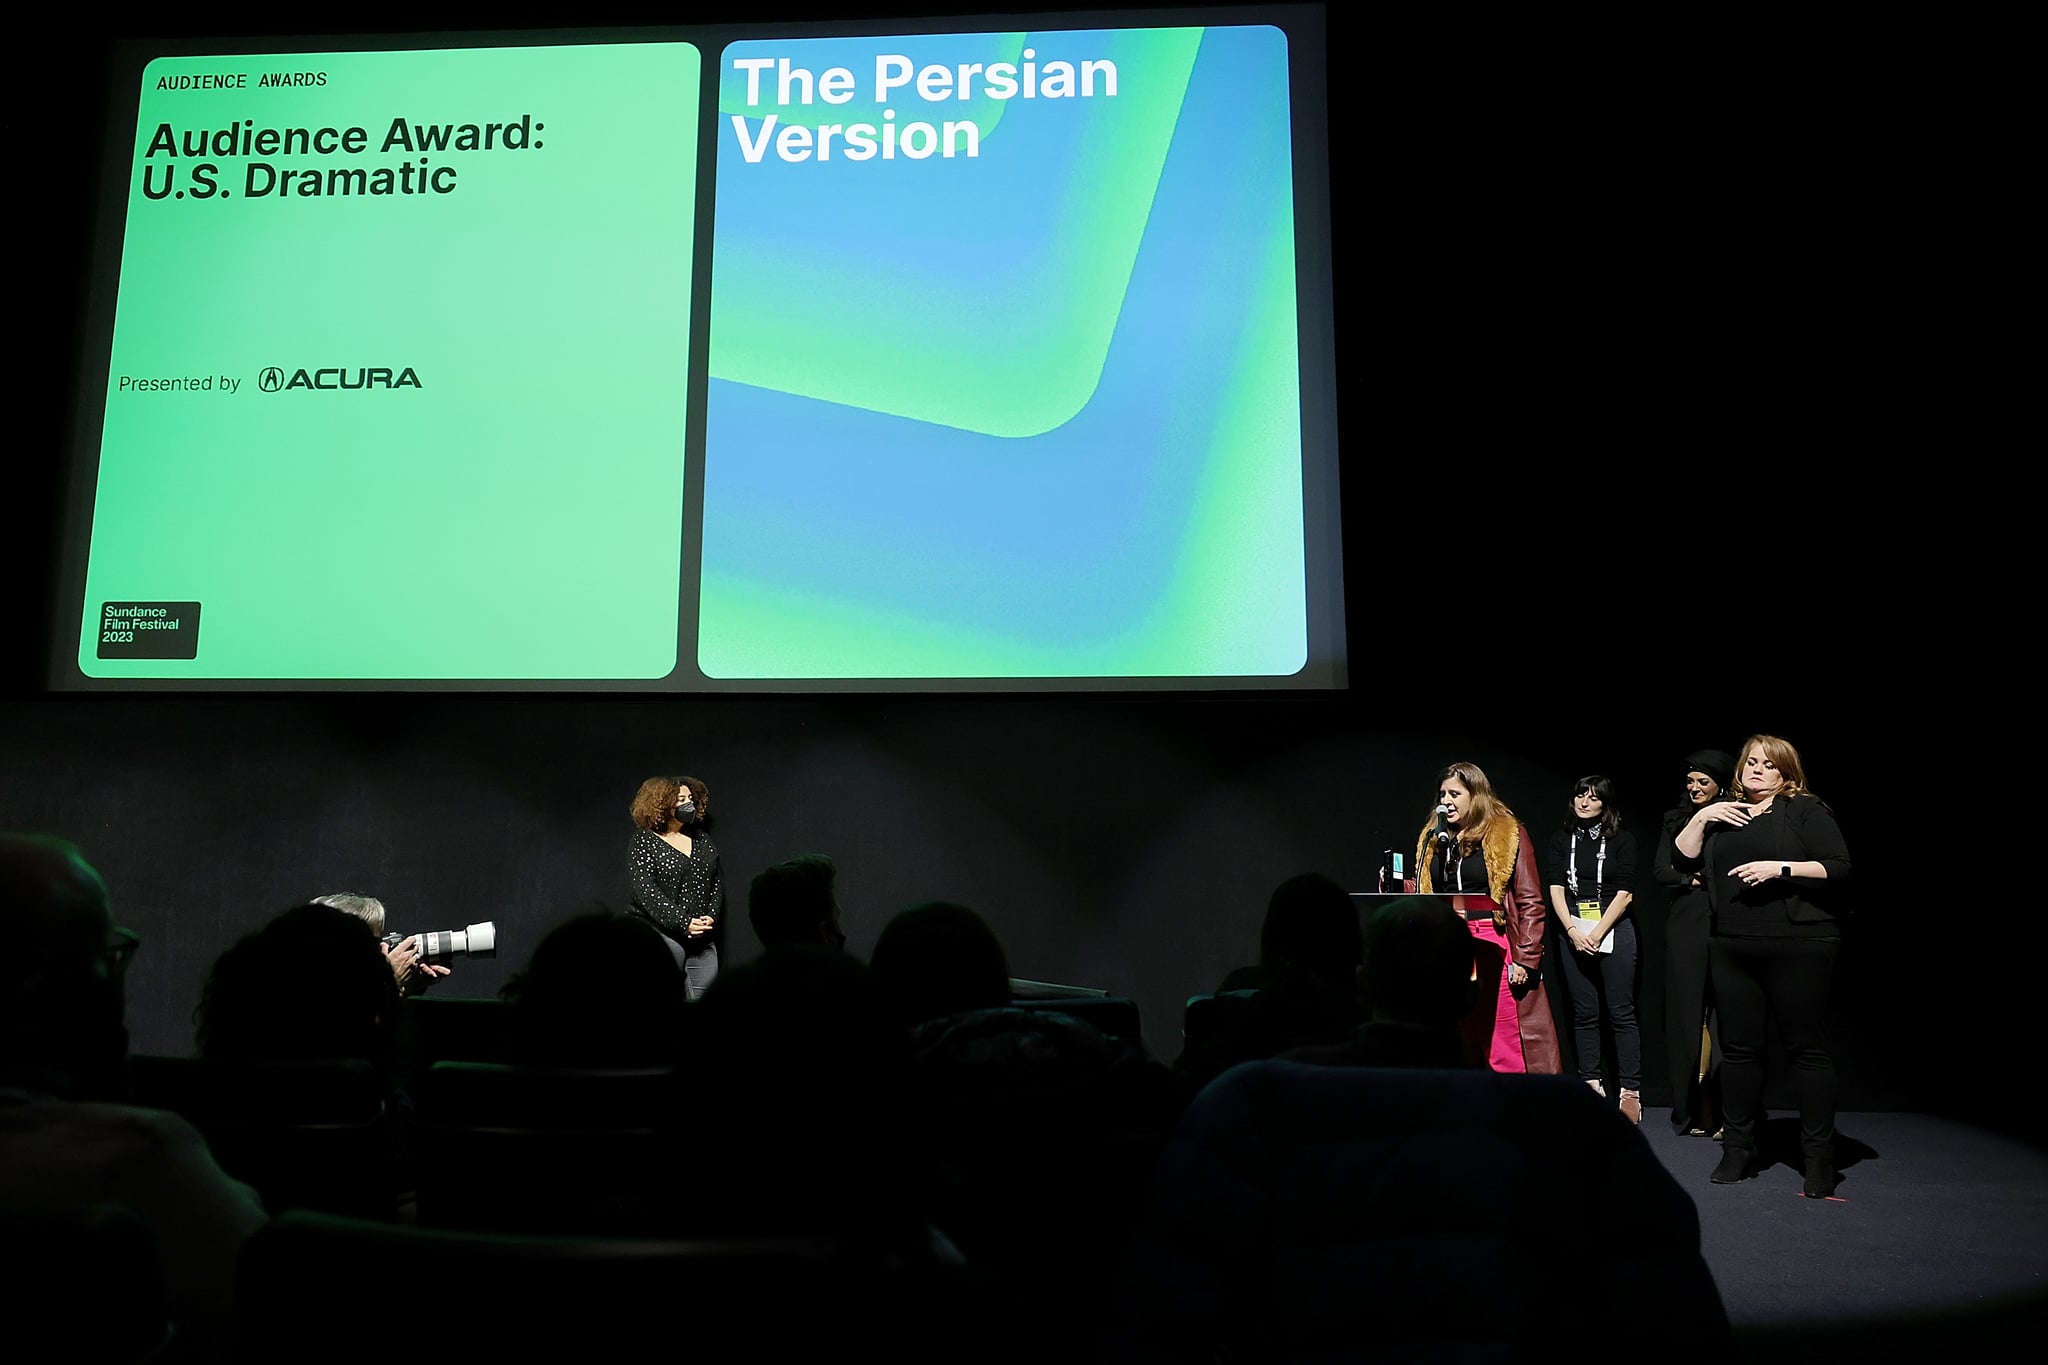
[1414,762,1560,1074]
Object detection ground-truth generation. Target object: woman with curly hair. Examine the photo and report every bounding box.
[627,775,724,999]
[1415,761,1560,1074]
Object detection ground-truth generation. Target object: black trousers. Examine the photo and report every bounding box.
[1710,934,1839,1160]
[1664,890,1719,1132]
[1559,916,1640,1089]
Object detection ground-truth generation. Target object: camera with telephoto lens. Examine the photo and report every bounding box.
[381,922,498,960]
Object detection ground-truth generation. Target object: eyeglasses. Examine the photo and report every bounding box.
[101,926,141,980]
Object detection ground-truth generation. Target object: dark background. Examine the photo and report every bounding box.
[5,5,1954,1126]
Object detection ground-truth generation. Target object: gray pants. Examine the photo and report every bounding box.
[662,931,719,1001]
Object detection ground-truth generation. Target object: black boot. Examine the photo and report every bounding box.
[1710,1146,1759,1184]
[1803,1157,1838,1199]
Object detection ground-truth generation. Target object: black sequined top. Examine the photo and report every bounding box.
[627,827,724,941]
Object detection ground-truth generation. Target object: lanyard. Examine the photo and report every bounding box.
[1566,829,1606,901]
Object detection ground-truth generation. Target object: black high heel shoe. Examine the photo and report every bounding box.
[1802,1158,1838,1199]
[1710,1147,1759,1184]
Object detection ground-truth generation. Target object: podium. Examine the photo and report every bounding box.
[1348,893,1509,1069]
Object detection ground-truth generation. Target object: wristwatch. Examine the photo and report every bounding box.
[1780,864,1792,880]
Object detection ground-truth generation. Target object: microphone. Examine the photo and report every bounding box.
[1433,804,1454,844]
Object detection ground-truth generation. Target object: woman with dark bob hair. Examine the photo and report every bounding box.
[627,775,724,999]
[1415,761,1560,1074]
[1545,775,1642,1121]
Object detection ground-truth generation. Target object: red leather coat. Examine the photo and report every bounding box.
[1416,817,1561,1075]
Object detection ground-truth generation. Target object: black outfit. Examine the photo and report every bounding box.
[1673,795,1851,1180]
[1655,804,1719,1134]
[1545,822,1641,1090]
[627,827,725,999]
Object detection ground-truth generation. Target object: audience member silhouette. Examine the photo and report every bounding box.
[747,852,847,952]
[1172,871,1368,1091]
[499,908,688,1069]
[197,903,402,1077]
[193,902,413,1218]
[867,899,1011,1028]
[0,833,266,1362]
[1116,1060,1732,1361]
[681,946,935,1244]
[311,891,453,998]
[1284,894,1489,1070]
[869,900,1183,1358]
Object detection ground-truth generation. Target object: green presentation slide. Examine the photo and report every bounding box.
[79,42,702,679]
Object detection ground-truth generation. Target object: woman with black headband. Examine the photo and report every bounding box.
[1545,776,1642,1121]
[1653,748,1737,1137]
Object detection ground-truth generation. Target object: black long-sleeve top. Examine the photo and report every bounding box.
[1671,795,1851,939]
[1653,806,1698,891]
[627,827,725,942]
[1544,823,1639,911]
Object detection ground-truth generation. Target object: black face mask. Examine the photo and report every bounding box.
[675,800,695,821]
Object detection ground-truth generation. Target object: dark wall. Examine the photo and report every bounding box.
[1,690,1890,1107]
[5,5,1971,1125]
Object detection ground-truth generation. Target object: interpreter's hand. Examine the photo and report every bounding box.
[687,915,716,938]
[1694,800,1756,829]
[1728,860,1785,889]
[1569,924,1600,955]
[1506,963,1530,988]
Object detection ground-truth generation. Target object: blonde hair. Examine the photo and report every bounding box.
[1430,761,1514,852]
[1738,734,1811,800]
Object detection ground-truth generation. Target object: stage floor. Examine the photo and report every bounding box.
[1636,1107,2048,1353]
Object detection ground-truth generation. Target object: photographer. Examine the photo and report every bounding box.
[312,892,453,998]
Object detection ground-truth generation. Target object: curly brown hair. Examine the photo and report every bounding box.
[629,777,681,831]
[629,775,713,831]
[677,776,712,827]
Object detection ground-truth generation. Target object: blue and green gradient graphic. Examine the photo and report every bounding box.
[701,25,1305,679]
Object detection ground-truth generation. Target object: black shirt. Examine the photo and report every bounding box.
[1676,796,1852,939]
[1545,823,1639,911]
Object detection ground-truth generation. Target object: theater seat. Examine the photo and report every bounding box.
[400,994,513,1072]
[234,1210,1001,1362]
[410,1061,678,1234]
[124,1054,398,1221]
[0,1203,170,1364]
[1010,993,1142,1042]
